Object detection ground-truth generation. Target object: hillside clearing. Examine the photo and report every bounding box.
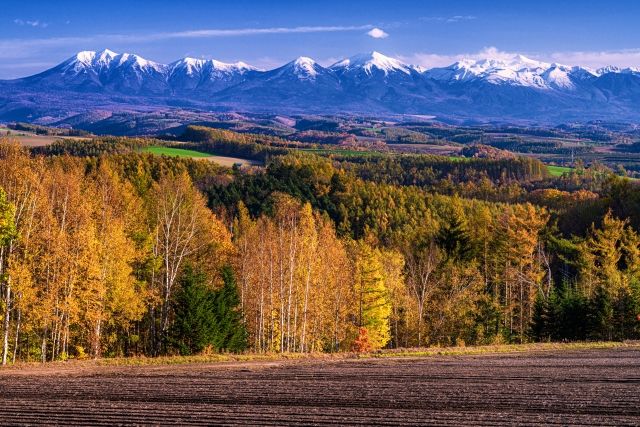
[143,146,260,167]
[547,165,573,176]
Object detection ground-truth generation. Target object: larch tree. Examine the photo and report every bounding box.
[578,211,640,298]
[351,241,392,350]
[497,203,549,342]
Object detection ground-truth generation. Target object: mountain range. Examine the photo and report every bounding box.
[2,49,640,125]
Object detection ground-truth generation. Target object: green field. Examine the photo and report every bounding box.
[547,165,573,177]
[143,145,261,167]
[143,146,211,158]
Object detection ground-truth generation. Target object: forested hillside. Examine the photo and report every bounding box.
[1,135,639,363]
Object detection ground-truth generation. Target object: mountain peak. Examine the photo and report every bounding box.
[94,49,120,66]
[331,51,411,75]
[98,48,118,58]
[74,50,96,64]
[289,57,319,79]
[293,56,317,67]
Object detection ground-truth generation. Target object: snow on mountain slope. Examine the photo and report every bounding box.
[24,49,259,94]
[424,54,601,90]
[167,57,258,91]
[60,49,166,78]
[278,57,324,80]
[331,51,412,76]
[597,66,640,76]
[425,55,548,87]
[169,58,257,77]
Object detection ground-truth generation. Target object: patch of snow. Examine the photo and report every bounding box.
[331,51,411,75]
[291,57,319,79]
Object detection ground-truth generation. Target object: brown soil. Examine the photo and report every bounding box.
[1,347,639,425]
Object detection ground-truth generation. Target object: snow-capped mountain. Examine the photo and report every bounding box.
[328,52,427,104]
[212,56,345,108]
[423,55,600,90]
[20,49,258,95]
[24,49,169,94]
[3,49,640,123]
[287,57,324,80]
[331,51,414,76]
[168,57,258,92]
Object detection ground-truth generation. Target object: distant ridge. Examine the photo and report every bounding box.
[3,49,640,123]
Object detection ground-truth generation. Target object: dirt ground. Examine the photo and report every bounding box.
[200,155,262,168]
[1,132,90,147]
[1,347,639,425]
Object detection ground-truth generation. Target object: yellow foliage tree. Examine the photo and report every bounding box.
[351,241,392,350]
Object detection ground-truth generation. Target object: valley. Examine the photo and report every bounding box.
[5,112,640,177]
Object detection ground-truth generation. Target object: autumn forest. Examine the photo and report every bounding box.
[1,130,640,364]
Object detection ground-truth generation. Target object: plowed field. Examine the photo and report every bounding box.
[1,347,639,425]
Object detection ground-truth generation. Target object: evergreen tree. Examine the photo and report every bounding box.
[171,266,217,355]
[436,213,474,262]
[587,286,613,341]
[557,289,589,341]
[530,294,550,342]
[212,266,248,352]
[612,288,639,340]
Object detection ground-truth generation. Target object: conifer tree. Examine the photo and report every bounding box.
[171,266,217,355]
[212,266,247,352]
[588,286,613,341]
[530,295,549,342]
[436,213,474,262]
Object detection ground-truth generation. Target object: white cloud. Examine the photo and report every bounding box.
[399,47,520,69]
[140,25,374,41]
[0,24,375,59]
[419,15,477,24]
[446,15,477,23]
[14,18,48,28]
[367,28,389,39]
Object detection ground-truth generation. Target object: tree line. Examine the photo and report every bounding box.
[1,138,640,364]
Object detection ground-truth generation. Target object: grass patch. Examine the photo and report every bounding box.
[367,341,628,359]
[447,156,470,162]
[4,341,634,369]
[547,165,573,177]
[144,146,212,158]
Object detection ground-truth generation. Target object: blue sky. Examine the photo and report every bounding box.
[2,0,640,78]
